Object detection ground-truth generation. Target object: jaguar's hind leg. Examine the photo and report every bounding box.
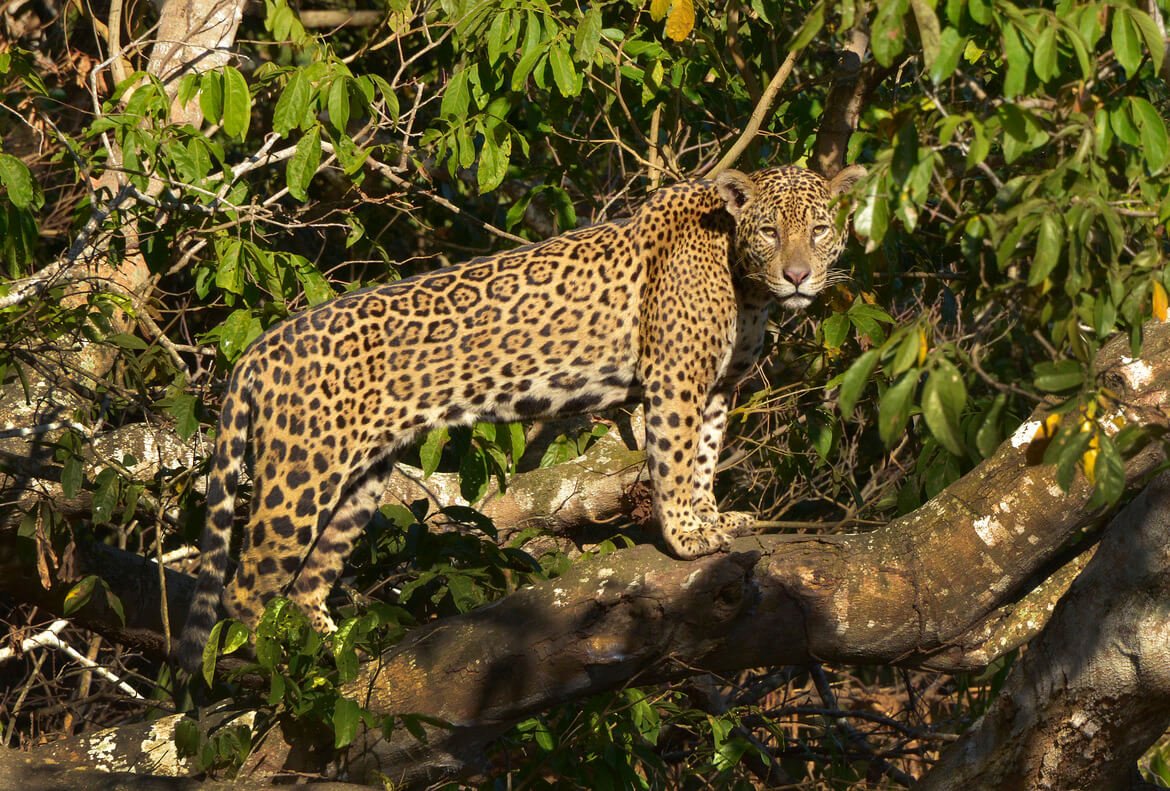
[286,455,397,631]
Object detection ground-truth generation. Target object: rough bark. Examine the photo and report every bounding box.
[919,471,1170,791]
[0,732,363,791]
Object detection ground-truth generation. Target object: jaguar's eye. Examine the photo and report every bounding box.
[759,226,778,242]
[812,224,831,238]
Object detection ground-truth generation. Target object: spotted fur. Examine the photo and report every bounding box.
[175,165,865,672]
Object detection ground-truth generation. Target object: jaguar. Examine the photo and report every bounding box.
[175,164,865,672]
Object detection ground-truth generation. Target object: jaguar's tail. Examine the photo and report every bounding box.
[174,365,251,675]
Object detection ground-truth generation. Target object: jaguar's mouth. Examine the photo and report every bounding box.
[778,294,814,311]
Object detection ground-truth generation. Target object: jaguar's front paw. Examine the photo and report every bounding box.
[716,510,756,538]
[665,522,730,559]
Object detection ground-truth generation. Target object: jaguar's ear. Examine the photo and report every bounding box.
[715,169,756,220]
[829,164,867,197]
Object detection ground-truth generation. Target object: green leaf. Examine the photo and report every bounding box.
[221,66,251,140]
[878,370,919,447]
[848,303,893,344]
[273,70,311,137]
[215,237,245,295]
[333,697,361,748]
[1126,7,1165,75]
[61,455,83,499]
[922,359,967,456]
[890,329,920,376]
[1053,426,1091,490]
[909,0,941,72]
[419,427,448,478]
[930,27,966,83]
[174,718,201,757]
[1028,213,1064,286]
[1088,432,1125,508]
[167,392,201,441]
[199,72,222,126]
[975,394,1007,458]
[871,0,908,67]
[1033,359,1083,393]
[1032,25,1059,82]
[549,41,578,97]
[788,0,825,51]
[487,10,511,65]
[327,77,350,133]
[440,68,470,119]
[459,449,491,504]
[286,124,322,201]
[1130,97,1169,175]
[217,620,247,655]
[822,313,850,348]
[477,125,511,193]
[574,7,603,62]
[1002,23,1029,98]
[217,309,261,361]
[63,575,99,615]
[511,46,545,92]
[0,153,36,209]
[92,468,118,524]
[292,256,335,305]
[203,621,226,685]
[1111,8,1142,78]
[853,175,889,248]
[838,349,880,419]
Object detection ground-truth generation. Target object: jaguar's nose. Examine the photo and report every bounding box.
[783,267,810,286]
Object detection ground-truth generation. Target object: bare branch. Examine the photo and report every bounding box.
[706,50,799,177]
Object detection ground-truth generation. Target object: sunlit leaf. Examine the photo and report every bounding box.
[1111,8,1142,78]
[0,153,36,209]
[286,124,322,201]
[221,66,251,140]
[922,360,967,456]
[664,0,695,41]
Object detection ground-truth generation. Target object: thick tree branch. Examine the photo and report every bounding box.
[919,471,1170,790]
[811,11,878,176]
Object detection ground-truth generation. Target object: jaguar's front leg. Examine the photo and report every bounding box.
[643,379,730,559]
[692,389,755,538]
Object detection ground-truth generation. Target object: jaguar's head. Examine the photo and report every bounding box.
[717,165,866,310]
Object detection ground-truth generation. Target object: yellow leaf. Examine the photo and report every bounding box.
[1081,448,1098,483]
[664,0,695,41]
[1153,279,1168,322]
[1033,412,1061,442]
[916,327,928,366]
[650,0,670,21]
